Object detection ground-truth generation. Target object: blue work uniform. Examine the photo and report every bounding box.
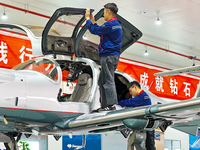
[86,17,122,57]
[118,90,151,107]
[86,17,122,108]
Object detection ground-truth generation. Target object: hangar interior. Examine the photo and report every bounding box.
[0,0,200,150]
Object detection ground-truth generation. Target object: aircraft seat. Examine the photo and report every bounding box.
[68,73,93,102]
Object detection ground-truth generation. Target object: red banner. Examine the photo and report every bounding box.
[0,29,73,82]
[0,29,34,69]
[0,29,199,100]
[117,58,200,100]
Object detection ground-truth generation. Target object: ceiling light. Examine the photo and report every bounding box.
[144,49,149,56]
[1,12,7,20]
[156,18,161,25]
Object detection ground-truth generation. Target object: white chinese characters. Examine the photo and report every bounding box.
[140,72,149,89]
[19,46,33,63]
[0,41,8,64]
[155,76,164,92]
[183,82,191,97]
[170,78,178,95]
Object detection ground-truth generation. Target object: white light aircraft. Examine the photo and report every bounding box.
[0,7,200,150]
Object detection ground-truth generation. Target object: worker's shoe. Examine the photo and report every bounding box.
[91,105,116,113]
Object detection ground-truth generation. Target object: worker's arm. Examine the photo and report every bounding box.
[118,96,143,107]
[86,20,112,35]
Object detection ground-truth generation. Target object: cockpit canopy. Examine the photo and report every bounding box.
[12,57,60,82]
[41,7,143,64]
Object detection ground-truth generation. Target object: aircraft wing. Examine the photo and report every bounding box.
[52,98,200,136]
[154,65,200,77]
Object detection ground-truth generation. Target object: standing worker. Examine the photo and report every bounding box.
[118,81,156,150]
[85,3,122,112]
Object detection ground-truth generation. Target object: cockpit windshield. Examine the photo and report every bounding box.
[12,57,59,81]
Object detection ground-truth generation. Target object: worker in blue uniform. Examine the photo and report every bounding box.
[85,3,122,112]
[118,80,156,150]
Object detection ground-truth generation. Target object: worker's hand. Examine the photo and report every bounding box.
[85,8,90,20]
[90,14,96,24]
